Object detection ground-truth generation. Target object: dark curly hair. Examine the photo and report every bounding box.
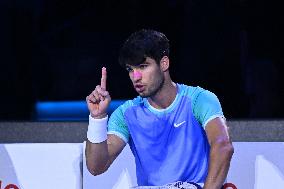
[118,29,170,68]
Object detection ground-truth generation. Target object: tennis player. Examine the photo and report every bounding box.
[85,29,234,189]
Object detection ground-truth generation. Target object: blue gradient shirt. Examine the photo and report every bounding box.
[107,84,224,186]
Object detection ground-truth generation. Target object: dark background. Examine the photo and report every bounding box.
[0,0,282,120]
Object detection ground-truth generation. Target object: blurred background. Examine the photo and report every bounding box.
[0,0,282,120]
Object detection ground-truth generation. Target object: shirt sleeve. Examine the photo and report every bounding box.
[192,89,224,128]
[107,105,130,143]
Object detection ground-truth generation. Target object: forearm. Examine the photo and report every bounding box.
[203,141,234,189]
[85,114,110,175]
[85,140,110,175]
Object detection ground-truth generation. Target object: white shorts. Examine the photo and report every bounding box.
[131,181,202,189]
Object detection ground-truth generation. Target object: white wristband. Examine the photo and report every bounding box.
[87,115,108,143]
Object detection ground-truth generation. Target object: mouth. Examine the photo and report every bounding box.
[134,84,145,93]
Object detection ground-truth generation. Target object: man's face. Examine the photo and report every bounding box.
[126,57,164,98]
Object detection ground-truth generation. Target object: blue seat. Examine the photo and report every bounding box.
[35,100,126,121]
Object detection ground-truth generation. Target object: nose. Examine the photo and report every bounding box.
[132,70,142,81]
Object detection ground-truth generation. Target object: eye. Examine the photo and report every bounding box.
[139,64,148,69]
[125,66,133,72]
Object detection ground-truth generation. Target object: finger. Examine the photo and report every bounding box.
[96,86,109,97]
[87,94,97,104]
[87,94,99,110]
[101,67,107,90]
[95,86,105,101]
[92,90,100,102]
[87,89,99,102]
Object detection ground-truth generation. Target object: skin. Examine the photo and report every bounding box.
[204,118,234,189]
[85,57,234,189]
[85,67,124,175]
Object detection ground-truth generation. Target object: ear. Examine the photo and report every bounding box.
[160,56,169,72]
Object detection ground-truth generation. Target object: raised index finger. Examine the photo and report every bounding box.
[101,67,107,90]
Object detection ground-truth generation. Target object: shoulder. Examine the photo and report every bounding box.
[178,84,207,101]
[113,96,143,115]
[178,84,224,127]
[108,98,143,144]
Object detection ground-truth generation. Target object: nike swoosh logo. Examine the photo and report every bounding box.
[174,121,186,128]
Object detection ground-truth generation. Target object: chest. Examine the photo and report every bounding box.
[124,99,202,143]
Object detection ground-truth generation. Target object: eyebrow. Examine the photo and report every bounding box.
[126,61,149,68]
[141,61,150,64]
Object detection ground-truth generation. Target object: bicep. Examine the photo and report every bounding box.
[106,103,130,164]
[106,134,127,164]
[205,117,231,146]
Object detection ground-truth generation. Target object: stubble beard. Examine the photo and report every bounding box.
[139,75,165,98]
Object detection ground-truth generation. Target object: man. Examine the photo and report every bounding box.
[85,29,234,189]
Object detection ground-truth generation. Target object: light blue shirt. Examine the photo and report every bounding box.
[107,84,224,186]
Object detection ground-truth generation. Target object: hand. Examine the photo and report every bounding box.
[86,67,111,119]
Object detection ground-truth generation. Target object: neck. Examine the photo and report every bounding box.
[148,79,177,109]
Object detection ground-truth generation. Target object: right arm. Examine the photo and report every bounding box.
[86,134,126,175]
[85,67,126,176]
